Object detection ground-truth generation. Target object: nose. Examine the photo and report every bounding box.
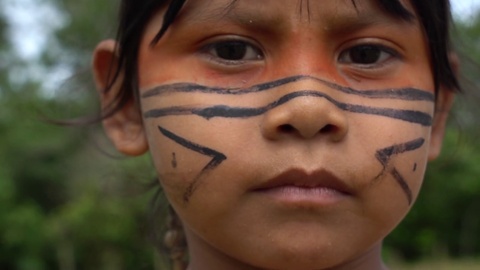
[260,80,349,142]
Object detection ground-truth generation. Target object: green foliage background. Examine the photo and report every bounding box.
[0,1,479,269]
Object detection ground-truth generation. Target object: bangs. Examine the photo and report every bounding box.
[376,0,415,21]
[152,0,187,45]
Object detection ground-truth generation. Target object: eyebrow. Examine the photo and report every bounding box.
[322,10,417,36]
[175,0,418,37]
[175,0,289,32]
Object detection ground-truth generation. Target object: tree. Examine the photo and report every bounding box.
[0,1,168,269]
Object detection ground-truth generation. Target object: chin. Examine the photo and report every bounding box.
[240,240,357,270]
[249,255,344,270]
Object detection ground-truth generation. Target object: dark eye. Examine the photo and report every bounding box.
[339,45,394,66]
[207,40,263,63]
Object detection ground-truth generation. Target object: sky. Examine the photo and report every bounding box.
[3,0,66,60]
[452,0,480,20]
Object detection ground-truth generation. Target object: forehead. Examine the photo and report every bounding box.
[175,0,417,28]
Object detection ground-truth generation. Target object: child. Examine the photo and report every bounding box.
[92,0,460,269]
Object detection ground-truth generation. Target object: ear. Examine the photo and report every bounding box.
[428,89,454,161]
[93,40,149,156]
[428,54,459,161]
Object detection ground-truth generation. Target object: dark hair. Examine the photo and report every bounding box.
[101,0,459,119]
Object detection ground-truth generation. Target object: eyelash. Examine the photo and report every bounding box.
[202,39,264,66]
[338,44,400,69]
[201,38,400,70]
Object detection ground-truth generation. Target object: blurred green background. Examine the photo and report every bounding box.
[1,1,480,269]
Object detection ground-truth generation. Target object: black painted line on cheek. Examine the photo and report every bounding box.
[158,126,227,203]
[142,76,303,97]
[145,91,433,126]
[142,75,435,102]
[391,168,413,205]
[172,152,177,169]
[376,138,426,167]
[341,104,432,127]
[375,138,425,205]
[144,106,202,118]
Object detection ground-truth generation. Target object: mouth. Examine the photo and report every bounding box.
[252,169,353,206]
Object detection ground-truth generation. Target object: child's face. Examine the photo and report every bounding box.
[96,0,454,269]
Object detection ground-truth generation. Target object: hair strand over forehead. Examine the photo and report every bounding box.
[152,0,187,45]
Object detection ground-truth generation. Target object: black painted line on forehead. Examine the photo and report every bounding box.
[375,138,425,205]
[145,90,433,126]
[142,75,435,102]
[158,126,227,203]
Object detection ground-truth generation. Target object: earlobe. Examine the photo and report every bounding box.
[93,40,149,156]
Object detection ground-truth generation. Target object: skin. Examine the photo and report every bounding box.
[93,0,455,269]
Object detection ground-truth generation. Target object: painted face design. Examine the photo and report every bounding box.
[123,0,451,268]
[142,75,434,205]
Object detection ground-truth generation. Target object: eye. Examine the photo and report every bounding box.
[205,40,264,64]
[338,44,396,67]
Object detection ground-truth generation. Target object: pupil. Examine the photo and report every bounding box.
[216,42,247,60]
[350,46,381,64]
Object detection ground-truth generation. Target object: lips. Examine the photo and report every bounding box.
[253,168,353,196]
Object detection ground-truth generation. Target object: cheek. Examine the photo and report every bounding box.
[137,68,437,269]
[144,124,191,203]
[346,114,432,221]
[143,114,252,206]
[330,126,432,249]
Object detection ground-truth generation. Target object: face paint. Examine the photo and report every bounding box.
[158,126,227,202]
[143,75,434,125]
[374,137,426,204]
[171,152,178,168]
[143,75,435,101]
[144,76,433,202]
[145,90,433,125]
[129,0,444,268]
